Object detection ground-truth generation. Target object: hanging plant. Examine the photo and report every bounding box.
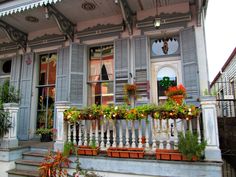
[124,84,137,105]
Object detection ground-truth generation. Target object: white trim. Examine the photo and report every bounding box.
[0,0,62,17]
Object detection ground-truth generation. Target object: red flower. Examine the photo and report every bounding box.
[165,84,186,98]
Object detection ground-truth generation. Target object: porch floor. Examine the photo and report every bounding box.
[18,140,54,150]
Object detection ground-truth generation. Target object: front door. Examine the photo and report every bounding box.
[151,59,182,104]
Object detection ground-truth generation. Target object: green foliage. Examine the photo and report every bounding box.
[0,108,11,138]
[36,128,52,135]
[178,130,207,160]
[89,137,97,149]
[63,142,75,157]
[0,80,20,103]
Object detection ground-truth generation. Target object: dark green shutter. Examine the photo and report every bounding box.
[180,27,200,106]
[18,53,34,140]
[69,43,86,107]
[115,38,129,104]
[134,36,149,104]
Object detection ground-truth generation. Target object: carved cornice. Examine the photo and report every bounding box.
[0,20,27,52]
[76,23,124,39]
[136,12,191,30]
[28,34,66,48]
[0,42,18,54]
[45,4,75,41]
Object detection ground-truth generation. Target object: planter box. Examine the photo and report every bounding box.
[182,155,198,161]
[107,147,144,159]
[78,146,99,156]
[156,149,182,161]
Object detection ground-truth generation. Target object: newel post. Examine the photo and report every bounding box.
[201,96,222,161]
[54,102,70,152]
[2,103,19,148]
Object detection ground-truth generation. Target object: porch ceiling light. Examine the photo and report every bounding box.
[153,0,161,29]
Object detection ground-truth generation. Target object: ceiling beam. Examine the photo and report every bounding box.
[117,0,133,35]
[0,20,27,52]
[45,4,75,41]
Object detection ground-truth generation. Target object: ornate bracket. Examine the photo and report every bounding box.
[117,0,133,35]
[45,4,75,41]
[0,20,27,52]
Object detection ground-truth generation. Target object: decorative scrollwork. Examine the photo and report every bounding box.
[45,4,75,41]
[0,20,27,52]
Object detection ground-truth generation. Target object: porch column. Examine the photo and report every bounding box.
[201,96,222,161]
[54,102,70,152]
[2,103,19,148]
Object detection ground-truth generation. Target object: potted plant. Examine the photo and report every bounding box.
[124,83,137,105]
[0,103,11,139]
[36,128,53,142]
[63,142,76,157]
[165,84,186,104]
[178,130,207,161]
[0,80,20,104]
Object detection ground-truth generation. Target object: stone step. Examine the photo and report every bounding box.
[7,169,39,177]
[22,151,47,161]
[15,160,41,171]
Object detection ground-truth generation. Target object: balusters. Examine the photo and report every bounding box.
[112,120,117,147]
[78,121,82,146]
[166,119,171,149]
[189,119,193,133]
[138,120,142,148]
[73,122,77,145]
[67,122,71,142]
[100,118,105,149]
[106,120,111,148]
[89,121,93,146]
[159,119,164,149]
[84,120,88,146]
[119,120,123,147]
[125,120,130,147]
[152,119,157,151]
[173,119,178,149]
[131,120,136,148]
[145,119,150,149]
[181,119,185,136]
[95,119,99,146]
[197,116,201,143]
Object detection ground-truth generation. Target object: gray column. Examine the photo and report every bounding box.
[201,96,222,161]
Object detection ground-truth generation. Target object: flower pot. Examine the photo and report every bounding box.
[182,155,198,161]
[40,133,52,142]
[156,149,181,161]
[107,147,144,159]
[170,95,184,104]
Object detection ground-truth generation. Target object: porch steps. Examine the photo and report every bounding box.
[7,151,47,177]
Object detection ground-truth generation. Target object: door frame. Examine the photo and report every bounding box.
[150,57,182,104]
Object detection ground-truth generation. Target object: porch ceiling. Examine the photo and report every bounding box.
[0,0,196,40]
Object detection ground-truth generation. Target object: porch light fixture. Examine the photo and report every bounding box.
[153,0,161,29]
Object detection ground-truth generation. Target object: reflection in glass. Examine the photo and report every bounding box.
[37,53,57,129]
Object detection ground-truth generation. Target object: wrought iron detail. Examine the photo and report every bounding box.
[45,4,75,41]
[0,20,27,52]
[117,0,133,35]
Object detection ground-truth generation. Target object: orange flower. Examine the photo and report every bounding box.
[165,84,186,98]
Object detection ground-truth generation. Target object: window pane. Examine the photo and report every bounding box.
[88,82,101,105]
[102,45,114,81]
[48,54,57,85]
[101,82,114,105]
[89,46,101,81]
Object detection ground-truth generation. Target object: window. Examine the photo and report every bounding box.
[37,53,57,129]
[0,59,11,84]
[157,67,177,100]
[151,37,179,57]
[88,44,114,105]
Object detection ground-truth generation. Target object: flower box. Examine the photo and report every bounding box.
[156,149,182,161]
[182,155,198,161]
[107,147,144,159]
[78,146,99,156]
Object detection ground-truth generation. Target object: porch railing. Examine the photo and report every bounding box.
[65,117,202,151]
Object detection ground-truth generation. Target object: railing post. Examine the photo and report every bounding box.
[2,103,19,148]
[54,102,70,152]
[201,96,222,161]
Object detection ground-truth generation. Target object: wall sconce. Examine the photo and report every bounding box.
[153,0,161,29]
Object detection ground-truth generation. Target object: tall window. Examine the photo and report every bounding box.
[157,67,177,101]
[37,53,57,129]
[88,44,114,105]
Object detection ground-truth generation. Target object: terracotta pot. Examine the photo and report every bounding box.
[78,146,99,156]
[156,149,181,161]
[107,147,144,159]
[182,155,198,161]
[171,153,182,161]
[170,95,184,104]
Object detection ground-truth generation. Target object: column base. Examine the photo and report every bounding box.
[205,146,222,162]
[0,139,18,148]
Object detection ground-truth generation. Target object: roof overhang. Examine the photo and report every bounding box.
[0,0,62,17]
